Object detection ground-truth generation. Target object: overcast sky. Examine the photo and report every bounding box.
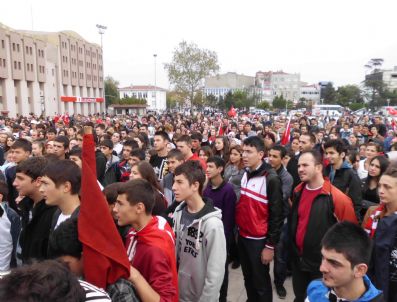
[1,0,396,89]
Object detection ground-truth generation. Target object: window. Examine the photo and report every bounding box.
[3,59,5,66]
[30,46,32,54]
[18,62,21,70]
[1,40,4,48]
[26,46,29,53]
[31,64,33,71]
[12,43,15,51]
[14,61,17,69]
[27,63,29,71]
[17,44,20,52]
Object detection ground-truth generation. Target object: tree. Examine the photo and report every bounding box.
[104,76,120,107]
[272,95,287,109]
[336,85,363,107]
[257,101,271,110]
[164,41,219,109]
[322,83,337,104]
[166,90,187,109]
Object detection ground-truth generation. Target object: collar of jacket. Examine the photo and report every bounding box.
[294,177,333,196]
[245,161,270,180]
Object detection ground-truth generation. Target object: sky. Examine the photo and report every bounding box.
[1,0,396,89]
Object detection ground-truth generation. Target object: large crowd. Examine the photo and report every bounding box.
[0,110,397,301]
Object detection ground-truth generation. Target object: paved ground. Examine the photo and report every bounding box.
[227,263,294,302]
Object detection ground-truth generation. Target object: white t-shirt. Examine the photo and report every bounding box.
[0,204,12,273]
[357,159,368,180]
[55,213,71,229]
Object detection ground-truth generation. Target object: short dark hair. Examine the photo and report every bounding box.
[323,139,347,155]
[322,221,372,268]
[270,145,287,158]
[68,147,82,159]
[118,179,156,214]
[243,136,265,152]
[16,156,48,180]
[301,133,317,144]
[174,160,206,195]
[100,139,113,150]
[48,217,82,259]
[54,135,70,149]
[154,131,170,142]
[42,160,81,195]
[130,148,146,161]
[176,135,192,145]
[103,183,122,205]
[300,150,323,165]
[123,139,139,150]
[46,127,57,134]
[95,124,106,130]
[167,149,184,161]
[0,180,9,199]
[10,138,32,152]
[207,156,226,169]
[0,259,85,301]
[191,132,203,142]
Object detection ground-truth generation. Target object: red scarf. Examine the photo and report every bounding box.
[364,204,385,238]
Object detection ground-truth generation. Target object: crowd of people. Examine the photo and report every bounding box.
[0,110,397,301]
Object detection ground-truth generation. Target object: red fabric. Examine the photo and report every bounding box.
[188,153,207,171]
[125,216,178,302]
[281,119,291,146]
[296,186,322,255]
[364,204,385,238]
[79,133,130,289]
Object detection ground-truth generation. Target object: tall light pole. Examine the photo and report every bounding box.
[153,54,157,109]
[96,24,107,113]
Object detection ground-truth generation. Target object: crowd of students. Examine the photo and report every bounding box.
[0,111,397,301]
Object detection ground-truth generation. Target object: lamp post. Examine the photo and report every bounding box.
[153,54,157,109]
[96,24,107,113]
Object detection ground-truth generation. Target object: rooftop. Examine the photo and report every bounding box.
[118,85,167,92]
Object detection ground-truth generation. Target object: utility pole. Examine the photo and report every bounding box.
[96,24,107,112]
[153,54,157,109]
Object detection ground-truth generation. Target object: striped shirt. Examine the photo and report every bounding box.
[79,280,111,301]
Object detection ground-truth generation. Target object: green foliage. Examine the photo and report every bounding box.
[257,101,271,110]
[349,102,366,111]
[113,97,146,105]
[104,76,120,107]
[220,90,253,110]
[272,95,287,109]
[322,83,337,104]
[336,85,363,106]
[164,41,219,105]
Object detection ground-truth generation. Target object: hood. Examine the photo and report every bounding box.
[174,198,222,250]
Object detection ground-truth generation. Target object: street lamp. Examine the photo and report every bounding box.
[153,54,157,109]
[96,24,107,112]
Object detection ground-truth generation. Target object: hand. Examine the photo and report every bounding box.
[83,126,93,135]
[128,265,141,285]
[261,247,274,265]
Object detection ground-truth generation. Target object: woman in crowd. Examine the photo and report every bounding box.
[5,135,15,152]
[129,161,167,215]
[213,136,230,162]
[223,145,244,200]
[358,142,382,180]
[348,133,360,151]
[361,155,390,215]
[199,145,214,163]
[32,140,46,157]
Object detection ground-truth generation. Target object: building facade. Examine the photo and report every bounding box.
[118,85,167,111]
[0,22,104,117]
[300,83,320,103]
[204,72,255,97]
[365,66,397,91]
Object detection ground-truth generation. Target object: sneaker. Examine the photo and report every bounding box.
[276,285,287,299]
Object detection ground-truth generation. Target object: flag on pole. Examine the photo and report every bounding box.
[228,106,237,117]
[78,131,130,289]
[281,118,291,146]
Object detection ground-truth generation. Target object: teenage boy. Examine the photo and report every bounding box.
[290,151,357,302]
[172,160,226,302]
[306,221,383,302]
[176,135,207,170]
[118,140,139,182]
[39,159,81,230]
[161,149,185,208]
[268,145,293,299]
[13,157,57,263]
[113,179,178,302]
[235,136,284,302]
[324,139,362,220]
[191,132,203,154]
[5,138,32,212]
[203,156,237,302]
[53,135,70,160]
[150,131,170,180]
[100,139,121,186]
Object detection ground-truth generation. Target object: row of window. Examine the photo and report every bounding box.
[25,46,33,55]
[38,65,45,74]
[26,63,34,72]
[13,61,21,70]
[37,49,44,58]
[12,42,20,52]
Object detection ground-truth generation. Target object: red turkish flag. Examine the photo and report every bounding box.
[281,119,291,146]
[228,106,237,117]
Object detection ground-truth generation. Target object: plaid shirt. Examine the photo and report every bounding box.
[106,278,140,302]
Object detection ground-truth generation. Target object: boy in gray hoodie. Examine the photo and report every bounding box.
[172,160,227,302]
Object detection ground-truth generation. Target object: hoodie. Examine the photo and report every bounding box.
[173,200,226,302]
[306,275,383,302]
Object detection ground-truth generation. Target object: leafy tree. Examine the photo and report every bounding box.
[322,83,337,104]
[336,85,363,106]
[204,94,219,108]
[192,90,205,108]
[272,95,287,109]
[164,41,219,109]
[114,97,146,105]
[349,103,366,111]
[166,91,187,109]
[257,101,271,110]
[104,76,120,107]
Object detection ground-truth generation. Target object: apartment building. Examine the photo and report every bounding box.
[118,85,167,111]
[204,72,255,97]
[0,22,104,117]
[365,66,397,91]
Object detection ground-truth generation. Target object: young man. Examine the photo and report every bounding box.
[118,140,139,182]
[5,138,32,212]
[172,160,226,302]
[39,159,81,230]
[290,151,358,302]
[176,135,206,170]
[53,135,70,160]
[268,145,293,299]
[324,139,362,220]
[13,156,57,263]
[114,179,178,302]
[306,221,383,302]
[235,136,284,302]
[161,149,184,207]
[191,132,203,154]
[203,156,237,302]
[100,139,121,186]
[150,131,170,180]
[129,149,146,166]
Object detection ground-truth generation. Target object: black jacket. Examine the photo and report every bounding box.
[287,153,300,194]
[324,162,362,221]
[19,199,57,263]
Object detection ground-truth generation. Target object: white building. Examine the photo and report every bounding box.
[0,22,105,117]
[365,66,397,91]
[300,84,320,103]
[118,85,167,111]
[204,72,255,97]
